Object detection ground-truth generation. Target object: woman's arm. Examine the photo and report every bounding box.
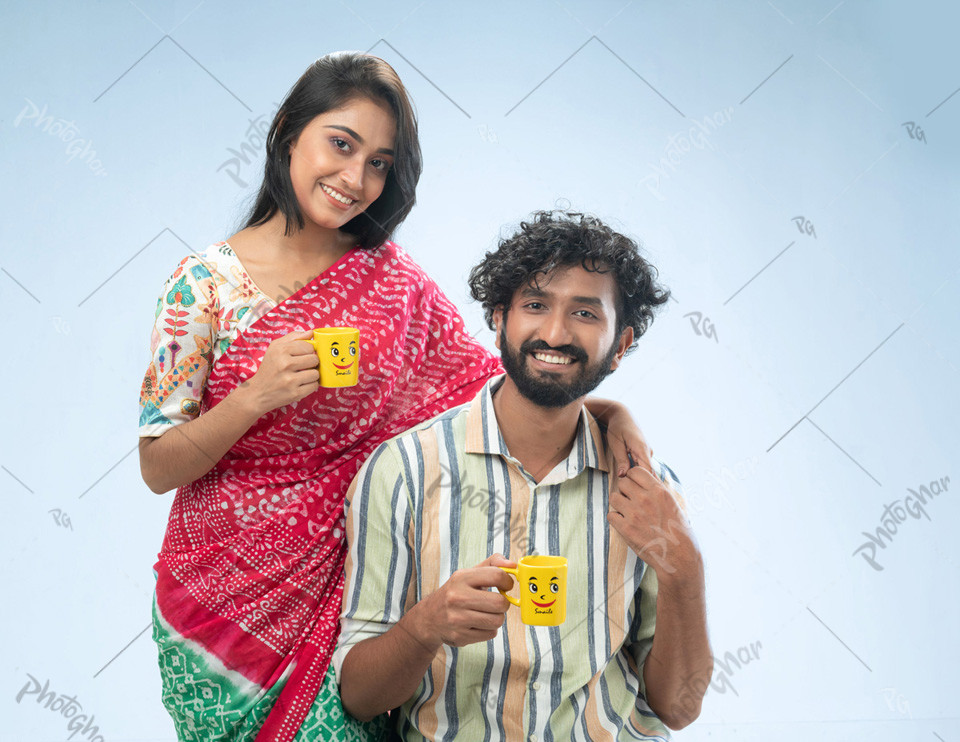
[584,397,654,476]
[139,330,320,493]
[140,383,263,493]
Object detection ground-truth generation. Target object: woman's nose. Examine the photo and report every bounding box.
[340,157,364,190]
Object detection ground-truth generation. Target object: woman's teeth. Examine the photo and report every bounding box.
[533,352,572,365]
[321,184,355,204]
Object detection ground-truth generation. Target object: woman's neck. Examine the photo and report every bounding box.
[260,211,354,262]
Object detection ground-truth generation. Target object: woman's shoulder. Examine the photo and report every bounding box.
[162,242,240,286]
[374,240,432,279]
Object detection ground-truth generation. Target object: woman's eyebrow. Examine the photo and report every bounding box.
[324,125,395,155]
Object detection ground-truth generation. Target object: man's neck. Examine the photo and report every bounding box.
[491,378,584,484]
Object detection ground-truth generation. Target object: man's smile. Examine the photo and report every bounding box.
[531,351,574,366]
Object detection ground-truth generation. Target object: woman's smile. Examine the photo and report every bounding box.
[319,183,358,208]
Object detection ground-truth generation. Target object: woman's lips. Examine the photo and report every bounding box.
[319,183,357,210]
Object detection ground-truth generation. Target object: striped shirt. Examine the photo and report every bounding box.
[334,376,681,741]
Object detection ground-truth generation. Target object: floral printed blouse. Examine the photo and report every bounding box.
[139,242,275,436]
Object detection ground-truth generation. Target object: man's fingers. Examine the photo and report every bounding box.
[448,626,502,647]
[609,488,629,511]
[472,566,517,594]
[479,553,516,569]
[622,464,660,489]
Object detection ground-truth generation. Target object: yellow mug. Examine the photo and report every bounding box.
[309,327,360,388]
[498,555,567,626]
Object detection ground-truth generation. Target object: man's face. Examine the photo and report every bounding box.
[494,265,633,408]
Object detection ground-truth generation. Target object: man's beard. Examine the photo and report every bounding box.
[499,328,619,408]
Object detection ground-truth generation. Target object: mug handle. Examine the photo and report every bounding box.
[497,566,521,607]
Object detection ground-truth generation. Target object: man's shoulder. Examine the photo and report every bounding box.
[375,400,473,456]
[584,411,684,488]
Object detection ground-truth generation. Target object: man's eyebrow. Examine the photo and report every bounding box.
[518,285,604,307]
[518,285,547,298]
[324,125,395,156]
[571,296,603,307]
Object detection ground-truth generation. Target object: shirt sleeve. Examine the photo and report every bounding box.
[333,441,416,683]
[630,561,659,699]
[138,255,218,436]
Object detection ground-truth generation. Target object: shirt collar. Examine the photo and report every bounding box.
[465,375,610,481]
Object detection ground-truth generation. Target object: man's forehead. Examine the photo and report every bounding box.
[515,265,617,303]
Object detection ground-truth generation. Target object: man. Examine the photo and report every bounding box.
[334,211,712,740]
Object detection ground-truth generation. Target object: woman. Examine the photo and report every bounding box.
[139,52,651,741]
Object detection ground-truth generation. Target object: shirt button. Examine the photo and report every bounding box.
[532,681,541,691]
[529,735,538,742]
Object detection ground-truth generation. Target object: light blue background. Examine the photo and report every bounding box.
[2,1,958,739]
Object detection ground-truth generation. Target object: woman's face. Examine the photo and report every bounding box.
[288,96,397,232]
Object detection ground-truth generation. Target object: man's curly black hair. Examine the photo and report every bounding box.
[468,210,671,353]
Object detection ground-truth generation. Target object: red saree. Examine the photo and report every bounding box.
[152,242,501,740]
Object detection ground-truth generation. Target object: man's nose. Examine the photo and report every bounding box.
[539,312,572,348]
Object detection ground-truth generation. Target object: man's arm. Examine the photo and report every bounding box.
[608,465,713,729]
[340,557,514,722]
[640,546,712,728]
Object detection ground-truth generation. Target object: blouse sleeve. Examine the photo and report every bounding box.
[138,255,218,437]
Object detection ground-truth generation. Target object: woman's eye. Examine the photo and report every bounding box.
[332,137,350,151]
[370,158,390,171]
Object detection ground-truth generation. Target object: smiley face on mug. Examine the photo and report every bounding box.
[527,575,562,613]
[329,338,358,375]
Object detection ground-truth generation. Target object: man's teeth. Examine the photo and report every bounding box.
[321,184,355,204]
[533,352,573,365]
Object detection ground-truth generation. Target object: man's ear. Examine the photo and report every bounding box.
[492,307,504,350]
[609,326,634,372]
